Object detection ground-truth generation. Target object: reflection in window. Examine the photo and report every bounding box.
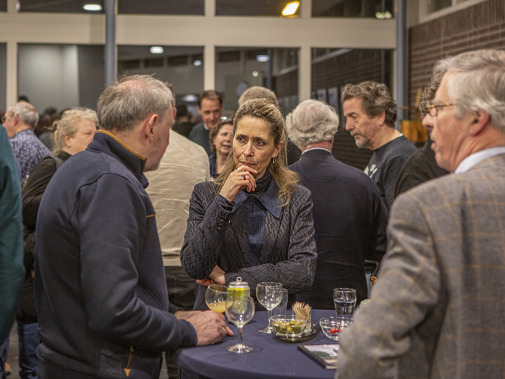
[17,0,204,14]
[312,0,394,18]
[19,0,104,13]
[215,47,298,117]
[216,0,298,17]
[117,45,204,108]
[426,0,452,13]
[118,0,203,15]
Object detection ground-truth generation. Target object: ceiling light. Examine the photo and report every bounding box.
[193,59,203,67]
[83,3,102,12]
[150,46,164,54]
[256,55,269,63]
[183,94,198,102]
[375,11,393,19]
[252,71,259,77]
[282,1,300,17]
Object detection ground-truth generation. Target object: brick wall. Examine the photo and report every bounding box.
[408,0,505,118]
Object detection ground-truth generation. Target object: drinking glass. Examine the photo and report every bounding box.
[225,296,255,353]
[256,282,283,333]
[271,288,288,318]
[205,284,227,313]
[333,288,357,320]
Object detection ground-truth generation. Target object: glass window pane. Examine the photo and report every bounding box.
[17,44,105,112]
[18,0,204,14]
[215,47,298,117]
[118,0,204,15]
[312,0,394,18]
[216,0,297,17]
[118,45,204,110]
[426,0,452,13]
[19,0,104,13]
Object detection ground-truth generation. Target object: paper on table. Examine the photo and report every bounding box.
[297,344,339,370]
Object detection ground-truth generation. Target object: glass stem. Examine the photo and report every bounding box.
[237,326,244,346]
[267,309,273,329]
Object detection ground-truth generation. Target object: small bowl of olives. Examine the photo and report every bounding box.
[270,315,309,338]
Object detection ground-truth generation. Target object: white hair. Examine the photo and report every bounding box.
[443,49,505,131]
[285,99,339,148]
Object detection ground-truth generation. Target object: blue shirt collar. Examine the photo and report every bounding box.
[232,171,282,218]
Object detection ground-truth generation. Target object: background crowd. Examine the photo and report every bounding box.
[1,48,504,379]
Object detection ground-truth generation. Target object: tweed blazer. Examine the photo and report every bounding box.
[181,180,317,310]
[337,153,505,378]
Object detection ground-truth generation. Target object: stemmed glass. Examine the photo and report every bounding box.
[256,282,283,333]
[205,284,227,313]
[225,295,255,353]
[333,288,357,320]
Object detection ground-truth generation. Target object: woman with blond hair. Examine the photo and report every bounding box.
[181,99,317,310]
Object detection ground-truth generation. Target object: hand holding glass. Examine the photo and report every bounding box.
[225,296,255,353]
[205,284,227,313]
[256,282,283,333]
[333,288,357,319]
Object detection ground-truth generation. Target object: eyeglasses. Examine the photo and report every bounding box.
[425,102,456,117]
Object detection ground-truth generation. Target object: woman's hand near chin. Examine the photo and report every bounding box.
[219,166,257,202]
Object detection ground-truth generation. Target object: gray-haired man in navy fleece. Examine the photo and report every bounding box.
[35,75,231,379]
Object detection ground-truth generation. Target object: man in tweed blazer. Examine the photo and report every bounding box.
[337,49,505,378]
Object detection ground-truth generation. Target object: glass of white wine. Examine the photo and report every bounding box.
[205,284,228,313]
[256,282,283,333]
[225,296,255,353]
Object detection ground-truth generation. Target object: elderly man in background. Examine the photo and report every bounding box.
[343,81,416,209]
[286,99,388,307]
[189,90,223,155]
[337,49,505,378]
[35,75,230,379]
[2,101,51,182]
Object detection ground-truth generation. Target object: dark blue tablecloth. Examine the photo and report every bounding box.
[178,309,337,379]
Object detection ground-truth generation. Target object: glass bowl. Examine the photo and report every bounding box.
[271,315,309,338]
[319,316,352,341]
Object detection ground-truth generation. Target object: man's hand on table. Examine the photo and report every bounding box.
[175,310,233,346]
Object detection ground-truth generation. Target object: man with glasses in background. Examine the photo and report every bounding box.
[337,49,505,378]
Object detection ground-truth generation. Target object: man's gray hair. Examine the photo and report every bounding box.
[97,74,174,132]
[442,49,505,131]
[8,101,39,128]
[286,99,339,148]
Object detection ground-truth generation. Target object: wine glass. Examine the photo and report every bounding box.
[205,284,227,313]
[256,282,283,333]
[225,295,255,353]
[333,288,357,321]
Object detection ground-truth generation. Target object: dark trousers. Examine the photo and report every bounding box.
[164,266,197,378]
